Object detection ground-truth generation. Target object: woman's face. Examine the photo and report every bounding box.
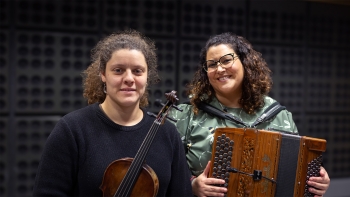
[101,49,148,108]
[206,44,244,100]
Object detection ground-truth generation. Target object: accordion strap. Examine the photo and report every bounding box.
[197,101,286,128]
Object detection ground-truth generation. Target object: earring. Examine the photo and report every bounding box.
[103,83,107,94]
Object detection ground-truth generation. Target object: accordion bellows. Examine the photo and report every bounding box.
[209,128,326,197]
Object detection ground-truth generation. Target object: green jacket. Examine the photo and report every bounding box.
[169,96,298,176]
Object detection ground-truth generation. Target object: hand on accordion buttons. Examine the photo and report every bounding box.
[192,161,228,197]
[307,167,330,197]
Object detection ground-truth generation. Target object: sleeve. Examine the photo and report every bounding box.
[285,110,298,134]
[265,109,299,135]
[32,118,79,197]
[168,104,194,147]
[166,126,193,197]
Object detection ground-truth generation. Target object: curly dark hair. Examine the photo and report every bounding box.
[188,32,272,114]
[82,29,160,107]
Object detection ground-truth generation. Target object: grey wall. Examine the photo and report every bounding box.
[0,0,349,196]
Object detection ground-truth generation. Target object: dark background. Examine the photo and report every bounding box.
[0,0,349,196]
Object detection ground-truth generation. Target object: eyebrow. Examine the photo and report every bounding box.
[207,53,235,61]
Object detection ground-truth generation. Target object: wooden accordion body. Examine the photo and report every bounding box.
[209,128,326,197]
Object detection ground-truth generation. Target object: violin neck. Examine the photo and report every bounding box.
[114,121,161,197]
[114,91,177,197]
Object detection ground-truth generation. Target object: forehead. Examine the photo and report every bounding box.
[206,44,235,59]
[111,49,145,59]
[108,49,147,66]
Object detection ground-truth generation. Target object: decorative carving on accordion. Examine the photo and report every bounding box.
[237,136,255,196]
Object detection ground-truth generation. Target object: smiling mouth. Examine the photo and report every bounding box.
[217,76,231,81]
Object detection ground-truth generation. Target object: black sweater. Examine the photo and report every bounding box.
[33,103,192,197]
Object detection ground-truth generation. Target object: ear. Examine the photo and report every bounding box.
[100,71,106,82]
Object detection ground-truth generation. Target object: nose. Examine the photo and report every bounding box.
[216,63,226,72]
[123,70,134,85]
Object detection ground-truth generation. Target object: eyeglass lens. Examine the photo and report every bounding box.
[204,54,234,72]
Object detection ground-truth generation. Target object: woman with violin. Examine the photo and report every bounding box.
[33,30,193,197]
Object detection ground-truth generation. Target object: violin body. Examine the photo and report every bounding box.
[100,91,179,197]
[100,158,159,197]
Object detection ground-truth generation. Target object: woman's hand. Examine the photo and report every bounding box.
[307,167,330,197]
[192,161,227,197]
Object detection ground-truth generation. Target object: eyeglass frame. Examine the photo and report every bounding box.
[202,53,239,72]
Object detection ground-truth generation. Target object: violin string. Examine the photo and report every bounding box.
[115,100,172,196]
[125,123,160,196]
[115,121,161,197]
[119,122,160,196]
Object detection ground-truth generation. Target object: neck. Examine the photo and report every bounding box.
[215,94,241,108]
[100,101,143,126]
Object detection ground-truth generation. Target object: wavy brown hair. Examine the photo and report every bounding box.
[189,32,272,114]
[82,29,159,107]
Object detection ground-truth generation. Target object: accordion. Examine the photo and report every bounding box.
[209,128,326,197]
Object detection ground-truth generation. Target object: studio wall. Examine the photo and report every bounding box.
[0,0,349,196]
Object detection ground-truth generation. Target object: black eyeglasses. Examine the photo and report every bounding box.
[203,53,238,72]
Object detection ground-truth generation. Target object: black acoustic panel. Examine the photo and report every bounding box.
[147,38,177,112]
[180,0,246,38]
[178,40,204,103]
[335,17,350,48]
[331,116,350,178]
[14,0,99,31]
[306,48,336,112]
[249,1,306,44]
[334,50,350,111]
[305,114,350,178]
[335,50,350,80]
[13,116,60,197]
[14,31,99,114]
[254,45,304,114]
[0,0,10,26]
[0,117,8,197]
[0,30,9,113]
[254,44,278,100]
[253,45,279,74]
[334,80,350,111]
[103,0,177,36]
[309,3,350,48]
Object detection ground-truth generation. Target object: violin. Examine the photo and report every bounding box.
[100,90,180,197]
